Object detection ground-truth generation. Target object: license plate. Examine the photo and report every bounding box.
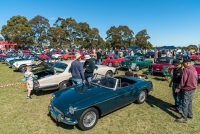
[156,68,160,70]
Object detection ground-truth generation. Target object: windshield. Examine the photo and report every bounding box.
[110,55,119,59]
[23,54,32,59]
[155,58,171,64]
[126,56,143,61]
[53,62,68,73]
[194,60,200,65]
[91,74,118,90]
[124,56,135,61]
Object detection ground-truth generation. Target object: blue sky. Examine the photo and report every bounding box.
[0,0,200,46]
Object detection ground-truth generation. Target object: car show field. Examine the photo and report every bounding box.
[0,63,200,134]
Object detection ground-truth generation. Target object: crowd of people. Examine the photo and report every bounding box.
[0,46,193,62]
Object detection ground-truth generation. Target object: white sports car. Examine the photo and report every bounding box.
[33,60,117,91]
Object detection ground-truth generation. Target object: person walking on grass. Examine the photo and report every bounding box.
[25,66,36,99]
[169,59,183,113]
[175,59,198,123]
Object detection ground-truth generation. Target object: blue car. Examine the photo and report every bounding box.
[48,74,153,130]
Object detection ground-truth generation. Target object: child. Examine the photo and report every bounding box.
[24,66,35,99]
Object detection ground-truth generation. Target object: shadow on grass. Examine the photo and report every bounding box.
[13,70,21,73]
[146,95,179,118]
[33,90,56,96]
[152,77,166,81]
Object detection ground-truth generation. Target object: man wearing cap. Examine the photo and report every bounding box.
[169,59,183,112]
[69,53,85,85]
[175,59,198,123]
[83,55,97,83]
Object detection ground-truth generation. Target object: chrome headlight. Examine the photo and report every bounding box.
[131,63,136,67]
[50,94,55,102]
[69,106,76,115]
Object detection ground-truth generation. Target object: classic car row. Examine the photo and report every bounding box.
[2,51,199,80]
[1,51,199,131]
[1,53,118,91]
[0,50,154,72]
[120,56,153,71]
[1,53,155,131]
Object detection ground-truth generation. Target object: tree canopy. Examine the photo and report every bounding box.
[1,15,154,49]
[106,26,134,48]
[29,15,50,46]
[1,16,34,45]
[135,29,152,49]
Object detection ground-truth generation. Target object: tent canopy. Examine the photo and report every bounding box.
[159,46,176,49]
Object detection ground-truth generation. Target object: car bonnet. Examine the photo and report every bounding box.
[52,85,112,112]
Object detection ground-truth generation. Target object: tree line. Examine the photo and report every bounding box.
[1,15,153,49]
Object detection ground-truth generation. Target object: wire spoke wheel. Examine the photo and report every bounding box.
[139,91,146,102]
[83,111,97,128]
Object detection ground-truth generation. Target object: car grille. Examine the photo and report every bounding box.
[53,106,63,115]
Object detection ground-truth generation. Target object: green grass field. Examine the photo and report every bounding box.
[0,63,199,134]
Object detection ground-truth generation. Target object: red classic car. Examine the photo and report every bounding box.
[22,50,32,54]
[38,53,50,59]
[151,57,174,74]
[0,53,7,57]
[62,52,76,60]
[190,53,200,60]
[193,63,200,83]
[102,54,124,67]
[62,52,85,60]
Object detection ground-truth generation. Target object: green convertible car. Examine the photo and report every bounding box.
[48,74,153,131]
[121,56,153,71]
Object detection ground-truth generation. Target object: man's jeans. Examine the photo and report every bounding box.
[182,89,195,118]
[72,78,82,86]
[172,83,183,110]
[96,59,101,65]
[86,77,92,83]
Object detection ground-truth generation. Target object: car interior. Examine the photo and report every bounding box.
[115,77,136,88]
[34,69,54,79]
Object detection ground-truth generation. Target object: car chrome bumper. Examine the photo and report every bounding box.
[6,62,10,65]
[152,69,162,73]
[120,65,129,68]
[48,105,78,125]
[12,65,17,70]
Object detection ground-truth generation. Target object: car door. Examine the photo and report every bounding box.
[98,90,123,115]
[39,63,71,89]
[115,84,137,106]
[143,60,150,68]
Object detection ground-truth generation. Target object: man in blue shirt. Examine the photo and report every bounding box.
[69,53,85,85]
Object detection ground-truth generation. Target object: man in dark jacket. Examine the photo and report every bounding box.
[83,55,97,83]
[169,59,183,112]
[69,53,85,85]
[125,68,134,76]
[96,50,102,65]
[175,58,198,123]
